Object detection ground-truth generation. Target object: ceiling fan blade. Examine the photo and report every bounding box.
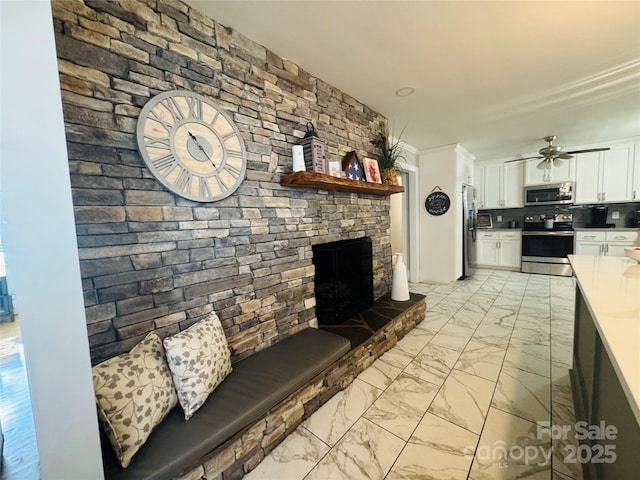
[556,153,573,160]
[565,147,611,155]
[504,155,542,164]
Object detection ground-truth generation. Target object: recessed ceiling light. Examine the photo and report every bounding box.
[395,87,415,97]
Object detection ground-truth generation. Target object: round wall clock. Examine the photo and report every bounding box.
[136,90,247,202]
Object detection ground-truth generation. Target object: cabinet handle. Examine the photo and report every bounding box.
[584,235,596,239]
[603,192,606,201]
[597,193,601,201]
[613,236,626,240]
[634,190,637,200]
[605,243,609,254]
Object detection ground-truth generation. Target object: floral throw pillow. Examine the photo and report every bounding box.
[92,332,177,468]
[163,312,232,420]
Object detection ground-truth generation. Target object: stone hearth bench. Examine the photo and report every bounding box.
[101,328,351,480]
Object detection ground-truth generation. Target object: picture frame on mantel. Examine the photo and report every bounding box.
[328,161,342,178]
[364,158,382,184]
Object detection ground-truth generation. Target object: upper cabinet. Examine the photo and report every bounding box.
[525,157,575,185]
[475,161,524,209]
[575,144,635,204]
[633,144,640,201]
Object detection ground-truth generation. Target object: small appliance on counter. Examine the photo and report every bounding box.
[477,213,493,229]
[631,209,640,228]
[586,206,614,228]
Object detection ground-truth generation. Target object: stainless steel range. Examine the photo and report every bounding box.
[521,213,574,276]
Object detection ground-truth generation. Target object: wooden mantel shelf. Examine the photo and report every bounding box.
[280,171,404,196]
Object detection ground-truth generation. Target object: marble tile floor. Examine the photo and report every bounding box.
[245,269,584,480]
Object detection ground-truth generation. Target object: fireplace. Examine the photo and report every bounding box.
[312,237,374,325]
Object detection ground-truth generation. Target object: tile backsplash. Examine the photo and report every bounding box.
[479,202,640,229]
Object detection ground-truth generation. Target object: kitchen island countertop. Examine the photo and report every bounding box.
[568,254,640,424]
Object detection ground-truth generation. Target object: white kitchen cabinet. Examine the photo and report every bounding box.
[476,162,524,209]
[525,156,575,185]
[474,230,521,269]
[575,145,635,204]
[574,230,639,257]
[633,143,640,201]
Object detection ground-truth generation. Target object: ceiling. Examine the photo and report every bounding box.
[186,1,640,161]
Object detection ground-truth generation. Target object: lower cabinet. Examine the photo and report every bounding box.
[574,230,639,257]
[475,230,521,269]
[572,288,640,480]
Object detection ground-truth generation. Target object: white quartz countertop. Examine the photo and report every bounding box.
[573,227,640,232]
[568,254,640,424]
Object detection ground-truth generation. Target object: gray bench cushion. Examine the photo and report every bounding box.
[102,327,350,480]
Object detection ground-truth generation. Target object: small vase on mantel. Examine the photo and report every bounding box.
[391,253,410,301]
[382,167,399,186]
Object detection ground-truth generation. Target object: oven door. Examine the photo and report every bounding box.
[522,231,574,264]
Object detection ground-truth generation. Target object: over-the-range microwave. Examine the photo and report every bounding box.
[524,182,573,206]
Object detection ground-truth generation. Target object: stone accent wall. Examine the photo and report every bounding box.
[51,0,392,364]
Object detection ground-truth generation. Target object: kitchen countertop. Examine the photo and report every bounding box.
[573,227,640,232]
[568,254,640,424]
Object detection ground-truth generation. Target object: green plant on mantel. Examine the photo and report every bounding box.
[370,125,406,170]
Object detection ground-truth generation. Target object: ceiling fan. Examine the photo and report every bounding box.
[505,135,610,169]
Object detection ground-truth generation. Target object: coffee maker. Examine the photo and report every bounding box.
[631,209,640,227]
[587,206,613,228]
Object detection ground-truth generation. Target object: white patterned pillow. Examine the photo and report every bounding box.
[163,313,232,420]
[92,332,177,468]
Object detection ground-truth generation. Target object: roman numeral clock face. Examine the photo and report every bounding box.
[136,90,247,202]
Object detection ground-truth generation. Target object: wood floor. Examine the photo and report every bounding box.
[0,316,39,480]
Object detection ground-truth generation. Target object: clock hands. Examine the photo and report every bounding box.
[187,130,216,169]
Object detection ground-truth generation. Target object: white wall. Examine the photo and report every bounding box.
[417,144,474,283]
[0,1,104,478]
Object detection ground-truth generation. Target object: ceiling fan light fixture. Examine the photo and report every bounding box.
[536,159,550,170]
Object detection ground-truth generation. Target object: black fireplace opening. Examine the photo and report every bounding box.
[312,237,373,325]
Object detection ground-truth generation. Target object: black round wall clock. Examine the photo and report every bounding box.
[425,190,451,216]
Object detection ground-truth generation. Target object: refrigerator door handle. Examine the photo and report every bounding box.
[471,203,477,242]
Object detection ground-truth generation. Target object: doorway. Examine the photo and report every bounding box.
[0,248,39,480]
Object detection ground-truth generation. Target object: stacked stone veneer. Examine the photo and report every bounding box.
[51,0,393,365]
[176,296,426,480]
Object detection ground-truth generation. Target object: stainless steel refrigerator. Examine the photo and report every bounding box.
[461,184,477,279]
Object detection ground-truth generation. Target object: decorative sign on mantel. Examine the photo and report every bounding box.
[425,186,451,216]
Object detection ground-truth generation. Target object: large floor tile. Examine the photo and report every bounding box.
[395,328,434,356]
[454,340,507,382]
[470,407,552,480]
[357,353,405,390]
[472,323,513,348]
[364,372,440,440]
[430,323,475,351]
[428,368,496,434]
[503,344,551,378]
[492,365,551,425]
[550,401,583,480]
[404,343,460,386]
[387,412,478,480]
[302,378,381,446]
[243,426,329,480]
[482,305,518,328]
[304,418,404,480]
